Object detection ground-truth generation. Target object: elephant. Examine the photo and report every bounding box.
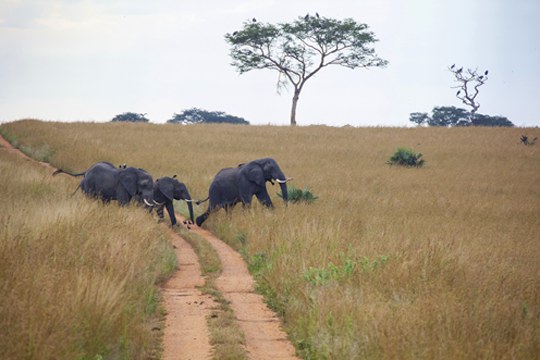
[153,175,195,226]
[53,161,154,207]
[195,157,292,226]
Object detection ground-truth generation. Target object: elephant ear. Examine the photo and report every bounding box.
[244,165,265,187]
[158,179,174,202]
[119,170,138,197]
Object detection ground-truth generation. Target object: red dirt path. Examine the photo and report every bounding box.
[181,220,299,360]
[162,229,213,359]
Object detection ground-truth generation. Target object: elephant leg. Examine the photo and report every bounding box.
[240,192,252,206]
[156,204,165,222]
[196,210,210,227]
[224,203,237,213]
[255,189,274,208]
[165,202,177,226]
[117,196,130,206]
[196,202,223,227]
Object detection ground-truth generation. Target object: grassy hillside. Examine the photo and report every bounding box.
[2,119,539,359]
[0,125,175,359]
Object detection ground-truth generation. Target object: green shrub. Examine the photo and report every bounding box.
[303,255,390,286]
[387,147,425,167]
[277,186,318,204]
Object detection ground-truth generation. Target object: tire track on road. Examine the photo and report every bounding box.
[162,230,213,360]
[180,217,299,360]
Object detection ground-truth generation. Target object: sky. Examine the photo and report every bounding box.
[1,0,539,127]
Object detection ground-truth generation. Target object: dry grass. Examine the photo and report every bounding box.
[1,119,539,359]
[0,143,175,359]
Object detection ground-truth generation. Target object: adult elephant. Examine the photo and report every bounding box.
[153,176,195,226]
[53,161,154,207]
[196,158,292,226]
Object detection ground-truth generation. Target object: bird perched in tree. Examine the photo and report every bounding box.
[316,12,320,18]
[457,67,463,73]
[233,31,238,36]
[479,75,484,80]
[304,14,309,20]
[451,64,455,69]
[456,90,461,96]
[252,17,257,22]
[484,70,489,75]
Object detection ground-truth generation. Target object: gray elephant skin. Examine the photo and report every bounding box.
[196,158,292,226]
[153,176,195,226]
[53,161,154,207]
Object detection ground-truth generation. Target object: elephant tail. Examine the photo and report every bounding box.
[70,184,81,197]
[195,197,209,206]
[53,168,86,177]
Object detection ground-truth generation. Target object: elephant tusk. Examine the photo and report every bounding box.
[184,199,197,203]
[275,177,294,184]
[153,200,165,206]
[144,199,154,207]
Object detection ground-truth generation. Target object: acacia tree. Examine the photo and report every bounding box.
[449,64,489,114]
[225,15,388,125]
[167,108,250,125]
[111,112,149,122]
[409,106,513,127]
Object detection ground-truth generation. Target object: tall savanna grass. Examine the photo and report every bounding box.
[2,119,539,359]
[0,136,174,359]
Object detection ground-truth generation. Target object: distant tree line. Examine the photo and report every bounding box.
[111,108,250,125]
[167,108,249,125]
[111,112,149,123]
[410,106,514,127]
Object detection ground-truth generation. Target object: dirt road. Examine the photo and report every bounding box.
[162,230,213,360]
[183,221,299,360]
[1,134,299,359]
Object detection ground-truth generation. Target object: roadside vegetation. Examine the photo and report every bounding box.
[1,119,539,359]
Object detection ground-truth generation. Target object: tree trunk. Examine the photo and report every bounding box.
[289,91,300,126]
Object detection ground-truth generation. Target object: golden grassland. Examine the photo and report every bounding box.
[1,119,539,359]
[0,135,175,359]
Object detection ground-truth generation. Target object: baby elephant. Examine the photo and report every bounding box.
[153,176,195,226]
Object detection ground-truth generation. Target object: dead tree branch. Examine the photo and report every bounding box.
[449,64,488,114]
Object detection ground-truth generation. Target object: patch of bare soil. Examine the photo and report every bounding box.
[0,135,57,171]
[183,219,299,360]
[162,230,213,360]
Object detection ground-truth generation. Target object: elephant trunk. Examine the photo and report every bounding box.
[279,181,288,206]
[186,199,194,224]
[273,170,291,206]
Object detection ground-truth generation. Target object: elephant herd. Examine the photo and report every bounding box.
[53,158,292,227]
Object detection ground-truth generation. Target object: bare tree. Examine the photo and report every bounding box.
[448,64,488,114]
